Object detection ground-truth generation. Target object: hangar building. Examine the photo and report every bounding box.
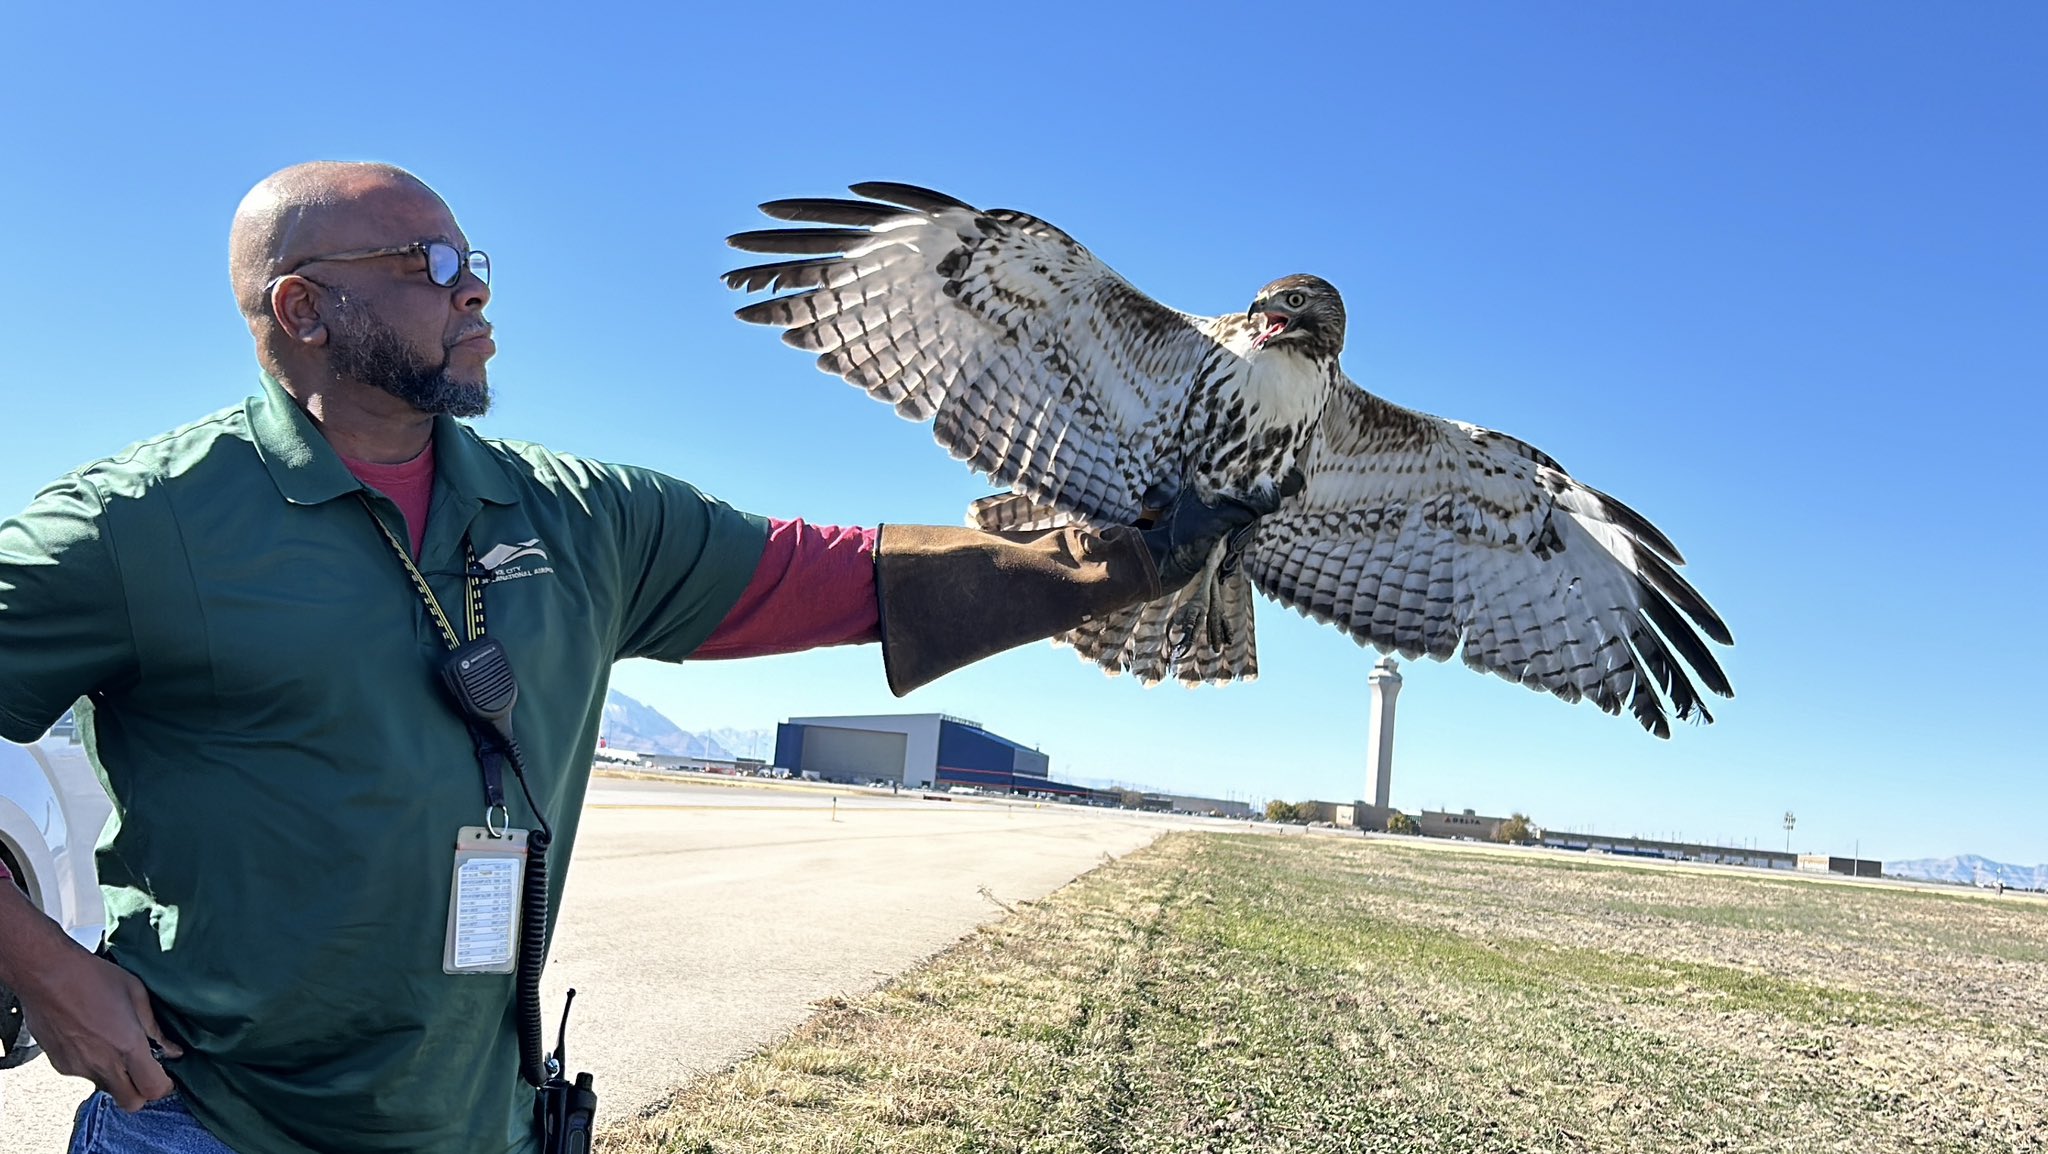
[774,713,1091,796]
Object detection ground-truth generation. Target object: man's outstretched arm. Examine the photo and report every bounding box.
[687,489,1275,690]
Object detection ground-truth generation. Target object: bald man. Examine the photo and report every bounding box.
[0,163,1270,1153]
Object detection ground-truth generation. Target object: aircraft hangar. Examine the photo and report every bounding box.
[773,713,1089,796]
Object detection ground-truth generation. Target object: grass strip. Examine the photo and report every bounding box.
[607,833,2048,1154]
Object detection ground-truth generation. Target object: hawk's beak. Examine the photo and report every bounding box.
[1252,308,1292,349]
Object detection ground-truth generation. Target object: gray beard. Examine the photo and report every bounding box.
[327,297,490,418]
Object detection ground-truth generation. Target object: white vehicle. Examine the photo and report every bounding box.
[0,713,112,1068]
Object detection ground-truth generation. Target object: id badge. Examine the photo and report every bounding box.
[444,825,528,975]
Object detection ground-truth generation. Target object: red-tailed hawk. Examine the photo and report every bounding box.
[725,183,1732,737]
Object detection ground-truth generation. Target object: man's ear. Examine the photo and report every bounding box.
[271,277,330,347]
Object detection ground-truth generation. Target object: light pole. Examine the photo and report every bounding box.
[1782,811,1797,854]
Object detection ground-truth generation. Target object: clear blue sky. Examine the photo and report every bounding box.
[2,4,2041,864]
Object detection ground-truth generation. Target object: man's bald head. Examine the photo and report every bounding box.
[226,161,493,424]
[228,161,442,324]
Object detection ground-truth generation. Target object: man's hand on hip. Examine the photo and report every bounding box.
[9,927,183,1110]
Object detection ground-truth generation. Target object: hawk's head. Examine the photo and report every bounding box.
[1248,274,1346,359]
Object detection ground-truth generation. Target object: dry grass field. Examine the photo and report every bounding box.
[607,832,2047,1153]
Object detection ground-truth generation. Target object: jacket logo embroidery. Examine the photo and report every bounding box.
[477,539,554,583]
[478,539,547,570]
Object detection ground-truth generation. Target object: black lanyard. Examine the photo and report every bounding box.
[359,495,512,832]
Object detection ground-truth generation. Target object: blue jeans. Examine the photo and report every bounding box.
[67,1092,238,1154]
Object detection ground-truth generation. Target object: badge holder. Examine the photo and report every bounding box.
[444,825,529,975]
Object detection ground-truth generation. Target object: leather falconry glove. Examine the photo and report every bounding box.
[875,484,1281,696]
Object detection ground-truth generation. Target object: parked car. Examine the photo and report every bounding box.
[0,713,112,1068]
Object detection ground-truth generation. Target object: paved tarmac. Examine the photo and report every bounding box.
[0,776,1211,1149]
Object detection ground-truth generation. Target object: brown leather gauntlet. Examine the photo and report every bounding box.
[874,524,1163,696]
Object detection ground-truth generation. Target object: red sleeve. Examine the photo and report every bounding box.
[693,519,880,659]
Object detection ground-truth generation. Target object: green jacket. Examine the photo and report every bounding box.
[0,374,768,1152]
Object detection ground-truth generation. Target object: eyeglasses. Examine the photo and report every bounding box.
[278,241,489,287]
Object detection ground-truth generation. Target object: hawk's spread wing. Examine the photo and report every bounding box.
[724,183,1234,523]
[1246,384,1733,738]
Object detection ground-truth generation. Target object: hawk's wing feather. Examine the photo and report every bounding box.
[727,227,880,255]
[1247,384,1732,738]
[846,181,979,213]
[1459,427,1692,568]
[756,198,912,227]
[724,185,1228,524]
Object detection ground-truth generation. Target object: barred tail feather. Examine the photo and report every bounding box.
[1053,549,1259,687]
[967,492,1075,533]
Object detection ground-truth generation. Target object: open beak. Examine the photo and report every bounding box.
[1250,307,1291,349]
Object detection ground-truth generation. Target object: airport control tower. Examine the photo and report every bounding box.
[1365,656,1402,812]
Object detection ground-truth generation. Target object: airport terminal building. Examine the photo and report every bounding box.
[773,713,1095,797]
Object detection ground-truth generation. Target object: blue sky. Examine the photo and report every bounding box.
[2,4,2041,864]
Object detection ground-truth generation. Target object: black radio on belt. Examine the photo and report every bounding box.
[535,991,597,1154]
[537,1072,597,1154]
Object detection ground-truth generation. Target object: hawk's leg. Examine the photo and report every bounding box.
[1165,561,1217,662]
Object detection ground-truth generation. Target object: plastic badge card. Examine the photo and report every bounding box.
[444,825,528,975]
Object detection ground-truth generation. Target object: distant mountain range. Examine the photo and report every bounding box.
[1886,854,2047,891]
[700,726,774,760]
[599,690,773,760]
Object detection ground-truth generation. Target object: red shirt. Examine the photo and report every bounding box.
[338,450,878,655]
[338,443,437,557]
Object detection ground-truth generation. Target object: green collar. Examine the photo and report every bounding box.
[247,372,359,506]
[431,407,520,509]
[247,371,517,508]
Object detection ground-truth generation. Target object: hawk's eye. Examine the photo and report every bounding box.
[1284,291,1307,309]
